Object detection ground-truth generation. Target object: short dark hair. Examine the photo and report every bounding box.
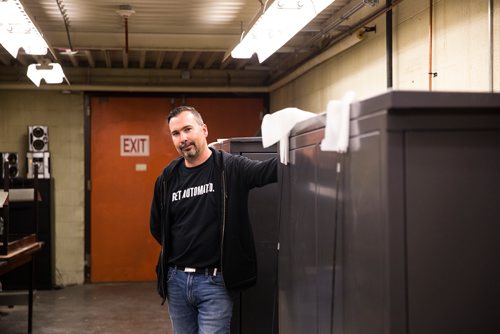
[167,106,204,125]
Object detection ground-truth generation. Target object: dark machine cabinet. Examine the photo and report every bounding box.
[342,91,500,334]
[1,178,54,289]
[278,115,342,334]
[279,91,500,334]
[214,138,279,334]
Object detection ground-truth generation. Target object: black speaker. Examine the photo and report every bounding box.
[1,152,19,179]
[28,125,49,152]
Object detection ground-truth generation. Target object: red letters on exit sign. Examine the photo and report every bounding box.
[120,135,150,156]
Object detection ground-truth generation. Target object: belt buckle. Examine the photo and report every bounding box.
[184,267,196,273]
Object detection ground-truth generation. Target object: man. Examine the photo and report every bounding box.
[150,106,277,333]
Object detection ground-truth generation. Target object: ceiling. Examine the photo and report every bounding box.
[0,0,382,91]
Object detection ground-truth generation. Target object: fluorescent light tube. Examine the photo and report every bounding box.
[0,0,48,58]
[231,0,336,63]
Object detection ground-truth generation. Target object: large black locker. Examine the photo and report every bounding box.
[277,115,342,334]
[342,90,500,334]
[213,137,279,334]
[279,90,500,334]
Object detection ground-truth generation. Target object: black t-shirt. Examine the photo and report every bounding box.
[168,155,220,268]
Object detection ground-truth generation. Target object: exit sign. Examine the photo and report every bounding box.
[120,135,150,156]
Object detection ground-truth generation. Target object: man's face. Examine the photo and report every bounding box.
[168,111,208,162]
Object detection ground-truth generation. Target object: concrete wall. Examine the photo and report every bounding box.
[270,0,500,112]
[0,90,85,286]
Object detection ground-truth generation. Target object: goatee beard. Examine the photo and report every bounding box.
[179,141,198,159]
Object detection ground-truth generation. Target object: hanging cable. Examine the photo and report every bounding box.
[55,0,75,53]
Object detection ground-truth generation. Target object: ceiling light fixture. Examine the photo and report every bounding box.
[27,59,66,87]
[0,0,49,58]
[231,0,336,63]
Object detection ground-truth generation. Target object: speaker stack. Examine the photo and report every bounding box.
[1,152,19,179]
[27,125,50,179]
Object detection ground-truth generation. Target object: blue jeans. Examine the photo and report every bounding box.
[166,267,233,334]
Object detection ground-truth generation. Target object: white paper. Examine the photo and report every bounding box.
[261,107,316,164]
[321,91,356,153]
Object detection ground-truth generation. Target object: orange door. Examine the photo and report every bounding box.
[90,96,264,282]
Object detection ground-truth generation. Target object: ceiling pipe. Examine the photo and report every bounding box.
[125,17,129,53]
[428,0,435,91]
[116,5,135,54]
[304,0,367,48]
[270,0,406,92]
[488,0,494,92]
[0,83,269,93]
[386,0,393,89]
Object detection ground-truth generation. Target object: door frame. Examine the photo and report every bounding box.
[83,92,269,282]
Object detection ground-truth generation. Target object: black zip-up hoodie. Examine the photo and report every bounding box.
[150,147,277,303]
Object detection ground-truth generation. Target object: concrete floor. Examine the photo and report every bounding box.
[0,282,172,334]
